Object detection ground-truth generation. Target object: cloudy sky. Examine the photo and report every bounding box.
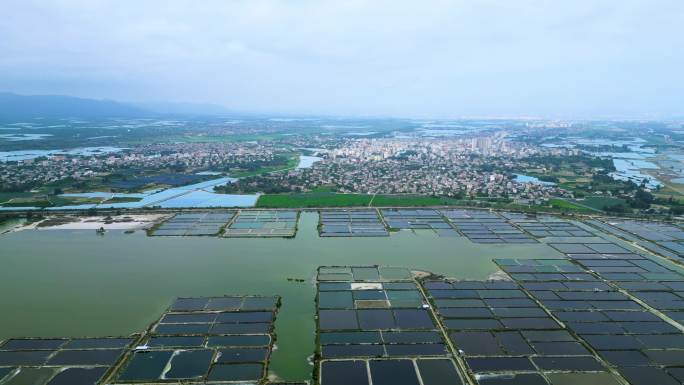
[1,0,683,118]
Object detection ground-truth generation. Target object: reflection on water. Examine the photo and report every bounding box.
[2,177,259,211]
[0,133,53,141]
[0,146,125,162]
[611,159,661,189]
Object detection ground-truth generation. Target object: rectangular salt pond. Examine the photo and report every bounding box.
[380,209,456,235]
[9,211,681,382]
[151,211,235,236]
[319,209,388,237]
[587,219,684,264]
[494,257,684,385]
[442,211,538,244]
[224,210,298,237]
[0,337,135,384]
[315,264,457,385]
[112,295,279,384]
[0,294,280,384]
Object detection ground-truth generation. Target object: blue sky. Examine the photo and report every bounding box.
[1,0,682,118]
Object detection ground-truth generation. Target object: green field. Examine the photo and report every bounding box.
[1,200,53,208]
[370,194,461,207]
[257,193,373,208]
[549,198,594,213]
[310,185,337,193]
[573,196,626,211]
[258,193,468,208]
[0,192,34,204]
[102,196,142,204]
[0,193,101,208]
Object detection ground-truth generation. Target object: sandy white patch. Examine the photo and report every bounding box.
[37,214,169,230]
[351,282,383,290]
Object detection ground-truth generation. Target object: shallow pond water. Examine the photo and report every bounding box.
[0,212,568,381]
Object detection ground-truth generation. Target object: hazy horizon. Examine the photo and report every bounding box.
[2,1,683,119]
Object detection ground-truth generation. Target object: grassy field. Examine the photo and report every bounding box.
[311,185,337,193]
[0,192,34,204]
[573,196,626,211]
[370,195,461,207]
[257,193,373,208]
[654,177,684,201]
[1,200,52,208]
[257,193,608,214]
[258,193,478,208]
[102,196,142,204]
[548,198,594,213]
[0,194,101,208]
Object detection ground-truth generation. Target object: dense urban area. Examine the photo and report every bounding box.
[2,117,683,217]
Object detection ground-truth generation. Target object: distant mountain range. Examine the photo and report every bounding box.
[134,101,233,116]
[0,92,232,119]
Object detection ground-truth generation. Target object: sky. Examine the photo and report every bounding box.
[1,0,683,118]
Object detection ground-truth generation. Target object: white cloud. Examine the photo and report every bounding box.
[1,0,682,117]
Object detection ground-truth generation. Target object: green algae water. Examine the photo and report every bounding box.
[0,212,565,381]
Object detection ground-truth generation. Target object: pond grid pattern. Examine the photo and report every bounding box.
[379,209,459,237]
[319,210,388,237]
[586,219,684,265]
[316,266,467,385]
[317,255,684,385]
[223,210,298,238]
[441,210,538,244]
[151,212,235,236]
[0,295,280,385]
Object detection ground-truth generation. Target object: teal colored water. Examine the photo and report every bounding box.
[0,212,564,381]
